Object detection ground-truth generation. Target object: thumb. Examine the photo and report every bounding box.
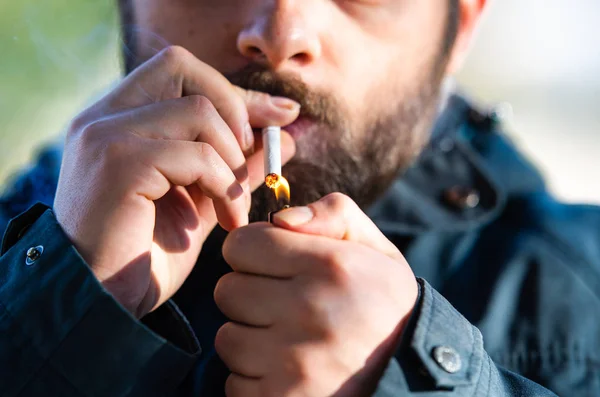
[234,87,301,128]
[272,193,403,261]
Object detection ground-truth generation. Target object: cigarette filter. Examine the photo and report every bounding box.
[262,126,282,179]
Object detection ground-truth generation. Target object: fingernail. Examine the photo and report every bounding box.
[274,206,314,227]
[243,122,255,155]
[270,96,301,112]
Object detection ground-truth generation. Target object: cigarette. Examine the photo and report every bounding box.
[262,125,290,219]
[262,126,282,187]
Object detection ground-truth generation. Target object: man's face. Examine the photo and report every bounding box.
[127,0,453,216]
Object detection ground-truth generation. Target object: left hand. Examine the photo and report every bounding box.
[215,193,419,397]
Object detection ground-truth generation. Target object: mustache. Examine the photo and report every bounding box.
[225,64,341,128]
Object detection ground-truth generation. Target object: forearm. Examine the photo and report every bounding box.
[0,204,200,396]
[372,279,557,397]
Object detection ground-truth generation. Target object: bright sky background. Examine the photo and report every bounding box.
[458,0,600,203]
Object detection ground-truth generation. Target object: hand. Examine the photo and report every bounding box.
[215,193,419,397]
[54,46,300,318]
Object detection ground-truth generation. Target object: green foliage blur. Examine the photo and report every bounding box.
[0,0,121,184]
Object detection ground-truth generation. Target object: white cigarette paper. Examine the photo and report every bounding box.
[262,126,282,178]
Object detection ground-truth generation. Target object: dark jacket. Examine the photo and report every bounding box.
[1,95,597,396]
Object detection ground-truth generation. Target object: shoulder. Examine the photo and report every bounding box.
[0,144,62,233]
[465,101,600,283]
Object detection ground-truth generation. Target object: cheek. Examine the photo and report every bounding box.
[324,2,445,112]
[323,47,402,130]
[132,0,246,70]
[329,38,441,128]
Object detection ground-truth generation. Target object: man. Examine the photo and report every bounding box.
[0,0,596,396]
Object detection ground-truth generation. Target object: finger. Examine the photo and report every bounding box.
[215,322,270,378]
[271,193,403,261]
[97,96,249,183]
[181,131,296,231]
[105,46,299,154]
[225,374,262,397]
[214,272,290,327]
[223,223,348,277]
[233,87,300,128]
[137,138,248,231]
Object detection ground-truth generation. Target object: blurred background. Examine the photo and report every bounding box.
[1,0,599,202]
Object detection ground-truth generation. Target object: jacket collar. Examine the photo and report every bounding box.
[367,94,508,236]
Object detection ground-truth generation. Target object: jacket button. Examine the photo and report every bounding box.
[438,137,455,153]
[444,186,480,210]
[26,246,44,266]
[432,346,462,374]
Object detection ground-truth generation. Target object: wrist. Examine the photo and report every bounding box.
[353,279,422,396]
[100,267,155,319]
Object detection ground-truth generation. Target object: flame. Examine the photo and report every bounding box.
[265,174,290,206]
[274,176,290,204]
[265,173,290,206]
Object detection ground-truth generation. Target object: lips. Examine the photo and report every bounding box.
[252,116,317,152]
[282,116,317,139]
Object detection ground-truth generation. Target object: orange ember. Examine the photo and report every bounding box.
[265,174,290,206]
[265,173,280,189]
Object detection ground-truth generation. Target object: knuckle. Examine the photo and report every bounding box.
[79,118,105,138]
[158,45,190,65]
[295,294,334,339]
[214,322,234,356]
[293,280,341,342]
[296,360,313,386]
[213,272,237,309]
[247,89,270,104]
[184,95,214,117]
[78,120,114,152]
[68,113,91,136]
[321,192,355,216]
[261,388,280,397]
[222,227,246,263]
[318,249,352,285]
[194,142,234,188]
[295,294,319,323]
[91,134,137,169]
[104,136,133,161]
[221,233,235,264]
[282,349,314,385]
[197,141,217,159]
[259,381,284,397]
[195,142,222,174]
[224,376,239,397]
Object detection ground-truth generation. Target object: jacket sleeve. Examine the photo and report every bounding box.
[0,204,201,397]
[372,279,558,397]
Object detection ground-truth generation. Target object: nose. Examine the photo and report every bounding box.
[237,2,322,70]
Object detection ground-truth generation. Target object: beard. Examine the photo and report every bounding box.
[226,62,445,222]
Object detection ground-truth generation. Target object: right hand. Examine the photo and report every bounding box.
[54,46,299,318]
